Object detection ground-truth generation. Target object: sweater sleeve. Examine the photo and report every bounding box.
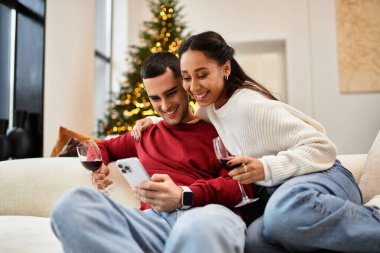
[250,99,337,186]
[97,133,138,165]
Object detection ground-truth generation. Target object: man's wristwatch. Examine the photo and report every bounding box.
[179,186,193,210]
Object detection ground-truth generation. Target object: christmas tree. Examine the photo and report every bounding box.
[98,0,190,137]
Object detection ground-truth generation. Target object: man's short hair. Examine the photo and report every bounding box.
[141,52,181,79]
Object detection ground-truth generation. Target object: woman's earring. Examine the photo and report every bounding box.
[224,74,229,81]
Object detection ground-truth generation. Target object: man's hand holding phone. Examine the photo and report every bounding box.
[116,158,182,212]
[133,174,182,212]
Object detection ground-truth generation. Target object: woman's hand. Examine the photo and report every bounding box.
[91,164,113,190]
[131,118,154,140]
[227,156,265,184]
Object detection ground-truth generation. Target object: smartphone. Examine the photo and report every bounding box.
[116,157,151,187]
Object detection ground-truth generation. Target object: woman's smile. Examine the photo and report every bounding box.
[192,91,210,102]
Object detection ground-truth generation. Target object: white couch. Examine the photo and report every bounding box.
[0,130,379,253]
[0,158,139,253]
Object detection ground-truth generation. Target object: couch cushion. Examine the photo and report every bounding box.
[57,137,81,157]
[50,126,92,157]
[337,154,367,183]
[0,216,62,253]
[359,130,380,203]
[0,157,139,217]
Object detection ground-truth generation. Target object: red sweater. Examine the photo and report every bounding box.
[97,120,255,223]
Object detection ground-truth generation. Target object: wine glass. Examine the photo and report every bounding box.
[76,139,109,194]
[213,135,258,207]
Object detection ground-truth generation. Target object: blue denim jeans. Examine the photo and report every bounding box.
[245,160,380,253]
[51,187,246,253]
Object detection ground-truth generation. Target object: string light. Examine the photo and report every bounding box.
[142,109,155,116]
[189,101,199,112]
[135,102,145,108]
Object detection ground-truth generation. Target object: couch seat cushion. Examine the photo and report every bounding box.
[0,157,139,217]
[0,216,62,253]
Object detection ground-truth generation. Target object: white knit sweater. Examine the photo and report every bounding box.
[195,88,337,187]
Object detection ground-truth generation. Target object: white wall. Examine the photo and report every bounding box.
[44,0,95,156]
[126,0,380,154]
[309,0,380,154]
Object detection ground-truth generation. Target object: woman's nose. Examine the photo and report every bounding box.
[189,79,200,93]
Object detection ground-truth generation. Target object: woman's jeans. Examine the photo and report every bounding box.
[51,187,246,253]
[245,160,380,253]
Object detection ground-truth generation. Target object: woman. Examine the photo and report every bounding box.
[134,31,380,252]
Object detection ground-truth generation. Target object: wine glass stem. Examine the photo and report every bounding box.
[238,182,250,200]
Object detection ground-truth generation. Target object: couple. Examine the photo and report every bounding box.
[51,31,380,253]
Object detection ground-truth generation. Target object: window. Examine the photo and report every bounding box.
[94,0,113,132]
[0,0,45,157]
[0,3,14,121]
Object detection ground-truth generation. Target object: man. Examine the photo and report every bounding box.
[51,52,255,253]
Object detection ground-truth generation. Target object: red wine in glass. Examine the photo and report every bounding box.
[213,135,259,207]
[218,158,242,170]
[81,160,103,172]
[76,139,109,194]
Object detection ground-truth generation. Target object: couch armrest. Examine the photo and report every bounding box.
[337,154,367,183]
[0,157,139,217]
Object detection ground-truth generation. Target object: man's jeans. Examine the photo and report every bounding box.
[51,187,246,253]
[245,160,380,253]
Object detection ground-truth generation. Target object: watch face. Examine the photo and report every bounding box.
[182,191,193,206]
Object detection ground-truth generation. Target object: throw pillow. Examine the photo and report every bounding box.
[50,126,92,157]
[57,137,81,157]
[358,130,380,203]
